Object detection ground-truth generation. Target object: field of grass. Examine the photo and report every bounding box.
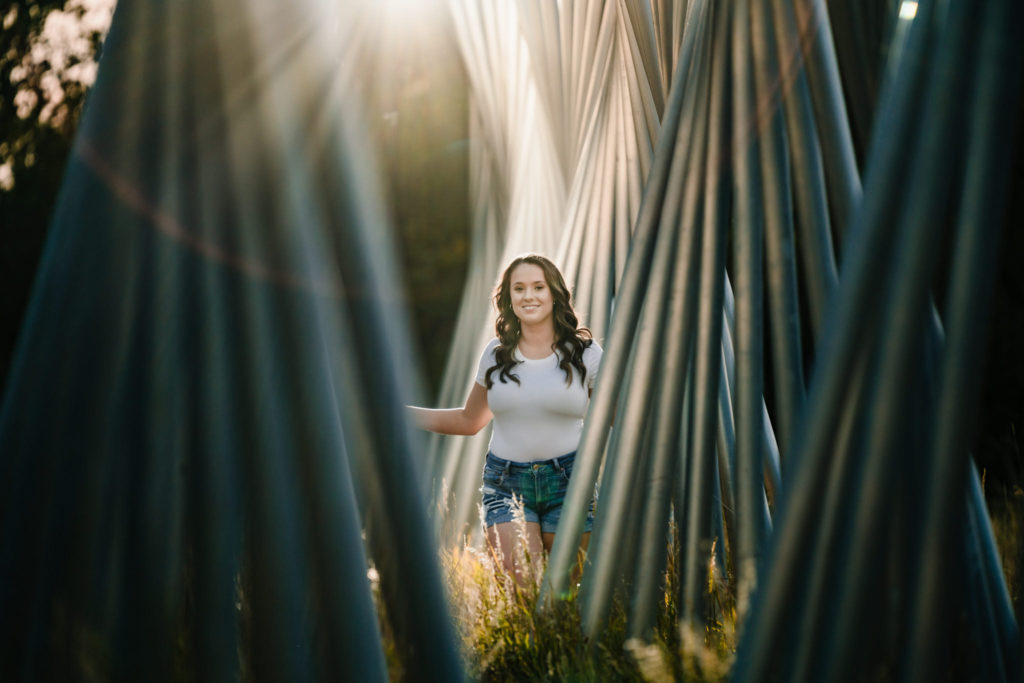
[40,483,1022,681]
[370,486,1023,682]
[371,501,735,682]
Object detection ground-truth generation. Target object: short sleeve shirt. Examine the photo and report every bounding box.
[475,338,603,462]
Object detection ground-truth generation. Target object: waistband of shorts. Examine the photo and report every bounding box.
[486,451,576,471]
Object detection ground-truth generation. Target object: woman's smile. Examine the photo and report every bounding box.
[509,263,553,325]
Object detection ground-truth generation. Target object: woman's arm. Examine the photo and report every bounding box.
[407,382,493,436]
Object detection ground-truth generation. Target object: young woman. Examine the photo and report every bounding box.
[409,254,602,582]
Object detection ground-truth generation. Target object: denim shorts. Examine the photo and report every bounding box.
[480,451,595,534]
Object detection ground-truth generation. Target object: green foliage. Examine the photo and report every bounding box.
[400,508,738,682]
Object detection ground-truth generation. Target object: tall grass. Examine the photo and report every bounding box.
[987,479,1023,611]
[375,494,737,681]
[362,475,1024,682]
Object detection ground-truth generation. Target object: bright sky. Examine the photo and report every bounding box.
[899,1,918,20]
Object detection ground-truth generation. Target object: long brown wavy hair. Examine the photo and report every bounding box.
[483,254,593,389]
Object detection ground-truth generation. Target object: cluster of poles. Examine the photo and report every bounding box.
[437,0,1024,680]
[0,0,1020,680]
[0,0,462,679]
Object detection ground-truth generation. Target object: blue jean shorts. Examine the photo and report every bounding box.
[480,451,595,534]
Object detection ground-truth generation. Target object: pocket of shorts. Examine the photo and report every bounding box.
[557,459,573,482]
[482,460,506,487]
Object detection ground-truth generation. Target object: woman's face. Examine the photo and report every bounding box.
[509,263,554,328]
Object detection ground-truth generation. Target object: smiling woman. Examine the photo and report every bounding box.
[408,254,601,585]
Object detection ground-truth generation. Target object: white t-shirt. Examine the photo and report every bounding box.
[474,337,603,463]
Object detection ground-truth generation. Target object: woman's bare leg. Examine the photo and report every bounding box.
[541,532,590,585]
[487,521,545,586]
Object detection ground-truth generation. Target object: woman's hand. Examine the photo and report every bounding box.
[407,382,493,436]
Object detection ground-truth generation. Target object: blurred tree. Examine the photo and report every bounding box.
[0,0,115,392]
[366,1,470,399]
